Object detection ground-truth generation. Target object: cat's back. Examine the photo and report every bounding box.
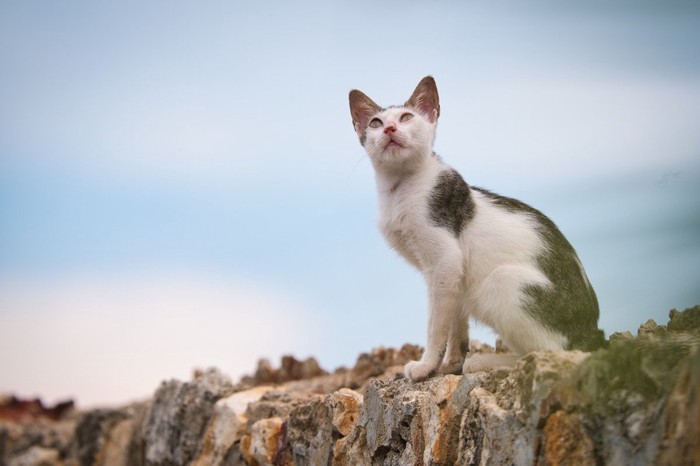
[464,187,548,270]
[466,187,604,351]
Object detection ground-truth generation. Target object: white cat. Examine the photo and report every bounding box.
[349,76,605,381]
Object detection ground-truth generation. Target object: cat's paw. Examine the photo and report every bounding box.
[438,359,464,375]
[462,354,520,373]
[404,360,435,382]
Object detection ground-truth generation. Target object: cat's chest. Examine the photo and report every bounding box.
[377,179,434,264]
[378,178,430,228]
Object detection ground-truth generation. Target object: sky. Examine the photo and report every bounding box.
[1,1,699,407]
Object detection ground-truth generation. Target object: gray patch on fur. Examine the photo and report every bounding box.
[428,169,475,237]
[473,187,606,351]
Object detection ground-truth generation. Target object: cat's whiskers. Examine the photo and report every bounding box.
[351,153,368,172]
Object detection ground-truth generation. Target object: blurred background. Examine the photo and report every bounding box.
[1,1,699,407]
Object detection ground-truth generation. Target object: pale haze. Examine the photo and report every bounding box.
[1,1,699,407]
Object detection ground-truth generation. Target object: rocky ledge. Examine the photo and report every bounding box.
[1,306,698,466]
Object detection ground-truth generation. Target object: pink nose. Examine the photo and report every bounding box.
[384,123,396,134]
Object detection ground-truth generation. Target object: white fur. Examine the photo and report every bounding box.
[358,104,567,381]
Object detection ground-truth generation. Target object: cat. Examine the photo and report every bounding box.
[348,76,606,382]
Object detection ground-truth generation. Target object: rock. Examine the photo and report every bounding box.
[6,445,60,466]
[279,397,333,465]
[543,332,700,465]
[609,330,634,342]
[2,305,699,466]
[656,345,700,465]
[241,417,285,466]
[0,396,74,422]
[460,384,518,464]
[541,410,596,466]
[274,388,363,466]
[244,389,318,429]
[638,319,668,336]
[241,355,327,385]
[334,374,464,465]
[453,351,587,465]
[0,418,75,463]
[328,388,362,437]
[342,344,423,389]
[668,305,700,333]
[96,416,138,466]
[193,385,276,466]
[88,402,149,466]
[143,367,233,466]
[73,408,130,466]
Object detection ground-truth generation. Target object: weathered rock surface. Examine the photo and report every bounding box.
[1,305,699,465]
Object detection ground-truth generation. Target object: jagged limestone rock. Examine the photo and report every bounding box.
[328,388,363,437]
[668,305,700,334]
[193,385,276,466]
[546,333,700,465]
[334,374,464,465]
[1,306,699,465]
[0,418,75,464]
[143,368,233,466]
[73,408,130,466]
[280,397,333,465]
[6,445,60,466]
[241,416,284,466]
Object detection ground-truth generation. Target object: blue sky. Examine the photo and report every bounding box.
[1,1,699,407]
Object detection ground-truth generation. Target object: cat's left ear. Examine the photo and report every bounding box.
[349,89,381,140]
[405,76,440,123]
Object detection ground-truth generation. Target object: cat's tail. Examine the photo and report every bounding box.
[571,328,609,352]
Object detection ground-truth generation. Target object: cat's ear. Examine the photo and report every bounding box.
[349,89,381,141]
[405,76,440,123]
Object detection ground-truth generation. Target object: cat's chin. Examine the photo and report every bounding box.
[382,146,408,159]
[371,146,428,172]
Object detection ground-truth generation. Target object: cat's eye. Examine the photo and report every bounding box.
[369,118,383,129]
[400,113,414,122]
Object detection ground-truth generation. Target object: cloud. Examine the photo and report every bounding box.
[0,272,320,407]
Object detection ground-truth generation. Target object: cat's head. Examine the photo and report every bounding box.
[349,76,440,172]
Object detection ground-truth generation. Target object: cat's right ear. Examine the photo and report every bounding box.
[405,76,440,123]
[349,90,381,143]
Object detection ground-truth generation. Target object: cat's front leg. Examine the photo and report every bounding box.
[439,308,469,375]
[405,265,462,382]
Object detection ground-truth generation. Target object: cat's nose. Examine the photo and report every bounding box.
[384,123,397,134]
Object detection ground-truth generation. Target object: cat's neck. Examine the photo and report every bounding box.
[373,151,443,195]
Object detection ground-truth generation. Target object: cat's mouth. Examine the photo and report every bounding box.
[385,138,404,150]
